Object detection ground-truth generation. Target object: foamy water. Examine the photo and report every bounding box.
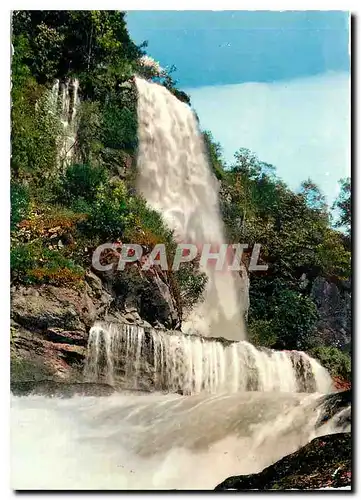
[11,391,348,490]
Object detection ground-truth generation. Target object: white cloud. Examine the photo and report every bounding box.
[186,72,350,205]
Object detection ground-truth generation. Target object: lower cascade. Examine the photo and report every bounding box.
[84,321,334,395]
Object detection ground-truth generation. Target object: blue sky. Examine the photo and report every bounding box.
[126,11,350,205]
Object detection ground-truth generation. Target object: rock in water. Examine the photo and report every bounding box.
[315,389,351,431]
[215,433,351,491]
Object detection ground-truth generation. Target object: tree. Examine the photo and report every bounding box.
[333,177,351,237]
[300,178,328,215]
[12,11,143,89]
[203,131,225,180]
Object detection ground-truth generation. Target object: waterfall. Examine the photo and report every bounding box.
[11,75,349,494]
[49,78,80,167]
[84,321,334,394]
[135,77,247,342]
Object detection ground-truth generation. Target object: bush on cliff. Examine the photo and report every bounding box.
[310,346,351,381]
[56,163,107,206]
[11,182,30,231]
[11,242,84,287]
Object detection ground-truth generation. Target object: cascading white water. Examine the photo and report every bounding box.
[49,78,80,166]
[135,77,247,342]
[84,321,334,395]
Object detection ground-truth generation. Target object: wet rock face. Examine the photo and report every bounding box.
[10,278,110,381]
[103,264,180,330]
[315,390,351,432]
[10,268,180,382]
[215,432,351,491]
[310,277,351,349]
[10,380,115,398]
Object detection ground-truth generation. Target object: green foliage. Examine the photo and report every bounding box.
[249,281,319,350]
[175,262,208,312]
[203,131,226,180]
[57,163,107,205]
[221,148,351,288]
[314,228,351,280]
[300,178,328,215]
[76,101,103,164]
[76,90,138,167]
[11,242,84,286]
[271,289,319,350]
[126,196,175,247]
[82,180,131,242]
[102,99,138,152]
[310,346,351,381]
[248,319,278,348]
[11,242,39,283]
[11,77,62,183]
[72,178,172,247]
[11,34,32,91]
[11,182,30,231]
[12,11,143,88]
[333,177,351,237]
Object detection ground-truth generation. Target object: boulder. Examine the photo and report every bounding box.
[215,433,351,491]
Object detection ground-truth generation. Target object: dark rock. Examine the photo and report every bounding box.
[42,328,88,346]
[11,322,87,381]
[310,277,351,349]
[11,380,115,398]
[316,390,351,431]
[11,285,87,333]
[215,433,351,491]
[10,284,99,382]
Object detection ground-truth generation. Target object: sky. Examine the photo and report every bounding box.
[126,11,350,205]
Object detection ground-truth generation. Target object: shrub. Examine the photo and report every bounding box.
[271,289,319,350]
[310,346,351,381]
[248,319,278,348]
[76,101,103,164]
[83,180,131,242]
[57,163,107,206]
[81,182,175,249]
[11,77,62,183]
[10,242,39,283]
[102,102,138,153]
[27,267,84,287]
[11,182,30,231]
[11,242,84,286]
[174,261,208,312]
[249,282,319,350]
[17,205,88,240]
[124,195,175,249]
